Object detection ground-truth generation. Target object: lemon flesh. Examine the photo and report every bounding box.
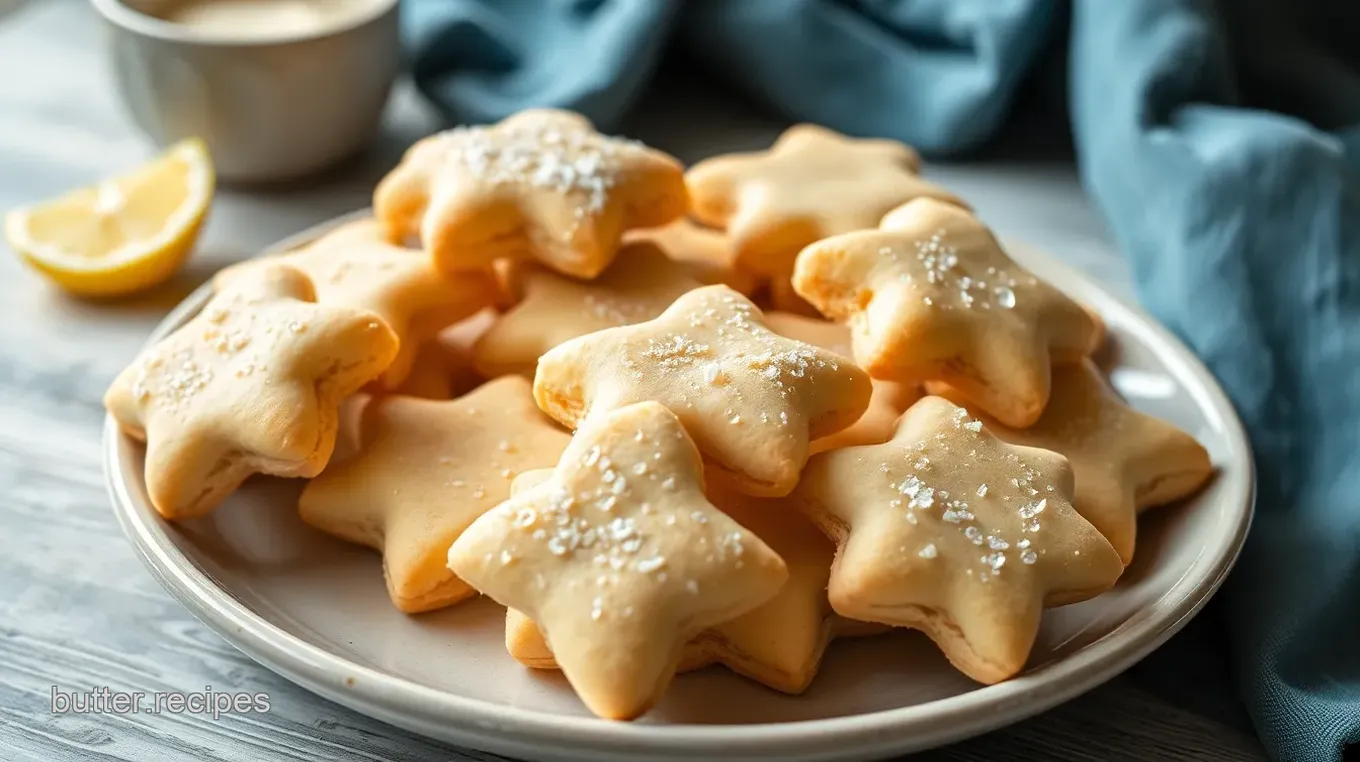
[5,139,214,297]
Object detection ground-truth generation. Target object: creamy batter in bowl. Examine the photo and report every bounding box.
[94,0,400,183]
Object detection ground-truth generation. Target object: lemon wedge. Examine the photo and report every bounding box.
[4,139,214,298]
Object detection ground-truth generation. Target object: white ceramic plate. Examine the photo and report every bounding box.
[105,214,1254,762]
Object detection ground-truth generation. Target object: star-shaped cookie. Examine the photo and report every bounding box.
[505,477,855,694]
[374,109,688,279]
[332,311,498,465]
[391,308,497,400]
[767,274,822,317]
[504,606,718,675]
[298,376,570,613]
[792,396,1123,684]
[105,265,399,520]
[215,219,494,389]
[686,124,968,280]
[447,402,788,720]
[932,360,1213,565]
[472,242,702,378]
[763,312,922,454]
[793,198,1102,427]
[624,217,757,295]
[533,285,872,497]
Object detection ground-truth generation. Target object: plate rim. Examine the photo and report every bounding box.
[104,211,1256,761]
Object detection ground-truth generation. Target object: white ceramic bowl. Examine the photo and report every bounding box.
[105,214,1254,761]
[93,0,401,183]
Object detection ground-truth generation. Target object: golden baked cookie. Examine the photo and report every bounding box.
[374,109,688,279]
[215,219,493,390]
[793,198,1101,427]
[932,360,1213,565]
[299,376,570,613]
[767,274,822,317]
[792,396,1123,684]
[533,285,872,497]
[505,605,716,674]
[505,477,857,694]
[472,243,702,379]
[105,265,398,520]
[447,402,787,720]
[686,124,967,280]
[393,308,497,400]
[763,312,922,454]
[329,393,374,468]
[624,217,757,295]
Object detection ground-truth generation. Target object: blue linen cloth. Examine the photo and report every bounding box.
[403,1,1360,759]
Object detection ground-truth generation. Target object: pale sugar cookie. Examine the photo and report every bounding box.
[624,217,757,295]
[374,109,688,279]
[505,606,718,673]
[215,219,493,390]
[105,265,398,520]
[686,124,967,280]
[473,243,702,378]
[447,402,787,720]
[792,396,1123,684]
[763,312,922,454]
[299,376,570,613]
[533,285,872,497]
[768,274,822,318]
[506,474,858,694]
[330,393,374,467]
[932,360,1213,565]
[503,467,719,675]
[393,308,497,400]
[333,310,496,466]
[793,198,1101,427]
[391,346,459,401]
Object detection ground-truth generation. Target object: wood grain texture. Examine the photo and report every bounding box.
[0,2,1264,760]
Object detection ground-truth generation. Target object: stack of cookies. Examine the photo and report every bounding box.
[106,109,1214,721]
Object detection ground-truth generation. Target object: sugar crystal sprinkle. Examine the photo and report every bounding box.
[1018,499,1047,520]
[644,335,711,369]
[875,406,1065,581]
[636,556,666,574]
[890,229,1027,310]
[433,118,650,230]
[703,362,725,385]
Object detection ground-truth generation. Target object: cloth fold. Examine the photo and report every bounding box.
[403,0,1360,758]
[677,0,1056,154]
[1071,4,1360,759]
[403,0,680,128]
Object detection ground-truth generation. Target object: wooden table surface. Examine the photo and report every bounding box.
[0,2,1268,760]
